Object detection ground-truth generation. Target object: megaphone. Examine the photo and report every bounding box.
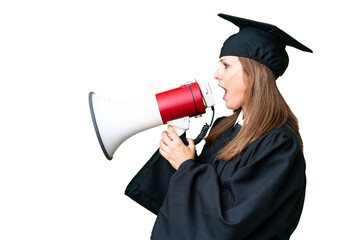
[89,81,215,160]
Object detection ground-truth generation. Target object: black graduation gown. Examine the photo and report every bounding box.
[125,118,306,240]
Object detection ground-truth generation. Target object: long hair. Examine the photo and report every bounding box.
[205,57,303,161]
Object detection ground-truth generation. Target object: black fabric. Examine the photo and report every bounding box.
[125,133,188,214]
[218,13,313,78]
[125,118,306,240]
[125,150,173,214]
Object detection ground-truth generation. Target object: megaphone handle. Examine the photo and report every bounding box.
[167,117,190,136]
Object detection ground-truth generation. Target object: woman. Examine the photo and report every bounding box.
[126,13,312,239]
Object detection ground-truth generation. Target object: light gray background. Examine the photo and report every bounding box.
[1,0,359,239]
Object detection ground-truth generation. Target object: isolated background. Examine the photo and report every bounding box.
[1,0,359,239]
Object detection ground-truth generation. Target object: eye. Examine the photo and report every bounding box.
[224,63,229,69]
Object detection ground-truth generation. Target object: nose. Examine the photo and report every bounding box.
[214,69,221,81]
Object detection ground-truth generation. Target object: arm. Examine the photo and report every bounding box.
[125,118,225,214]
[125,131,194,215]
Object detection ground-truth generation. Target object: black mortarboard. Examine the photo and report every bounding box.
[218,13,313,78]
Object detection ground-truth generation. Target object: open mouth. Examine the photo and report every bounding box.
[219,85,227,100]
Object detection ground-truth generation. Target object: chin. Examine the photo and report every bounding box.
[226,102,242,111]
[226,103,236,110]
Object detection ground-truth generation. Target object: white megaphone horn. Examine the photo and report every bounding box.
[89,81,215,160]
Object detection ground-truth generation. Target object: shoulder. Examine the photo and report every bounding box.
[212,116,227,128]
[242,125,303,166]
[256,125,299,149]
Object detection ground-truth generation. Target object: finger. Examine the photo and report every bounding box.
[160,139,170,152]
[167,125,181,143]
[162,131,172,145]
[159,147,168,159]
[160,139,171,157]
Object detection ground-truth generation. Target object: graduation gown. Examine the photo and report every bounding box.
[125,118,306,240]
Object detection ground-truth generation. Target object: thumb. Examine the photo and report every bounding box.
[187,138,195,150]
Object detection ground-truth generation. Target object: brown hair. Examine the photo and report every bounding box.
[205,57,303,161]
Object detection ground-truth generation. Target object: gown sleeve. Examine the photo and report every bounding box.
[125,118,225,214]
[151,127,306,240]
[125,133,188,214]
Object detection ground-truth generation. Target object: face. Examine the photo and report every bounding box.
[214,56,248,111]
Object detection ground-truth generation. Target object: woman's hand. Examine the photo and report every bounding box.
[159,125,195,170]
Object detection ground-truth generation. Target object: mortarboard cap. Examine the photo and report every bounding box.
[218,13,313,78]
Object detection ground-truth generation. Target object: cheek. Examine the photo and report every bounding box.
[228,79,247,108]
[229,91,244,109]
